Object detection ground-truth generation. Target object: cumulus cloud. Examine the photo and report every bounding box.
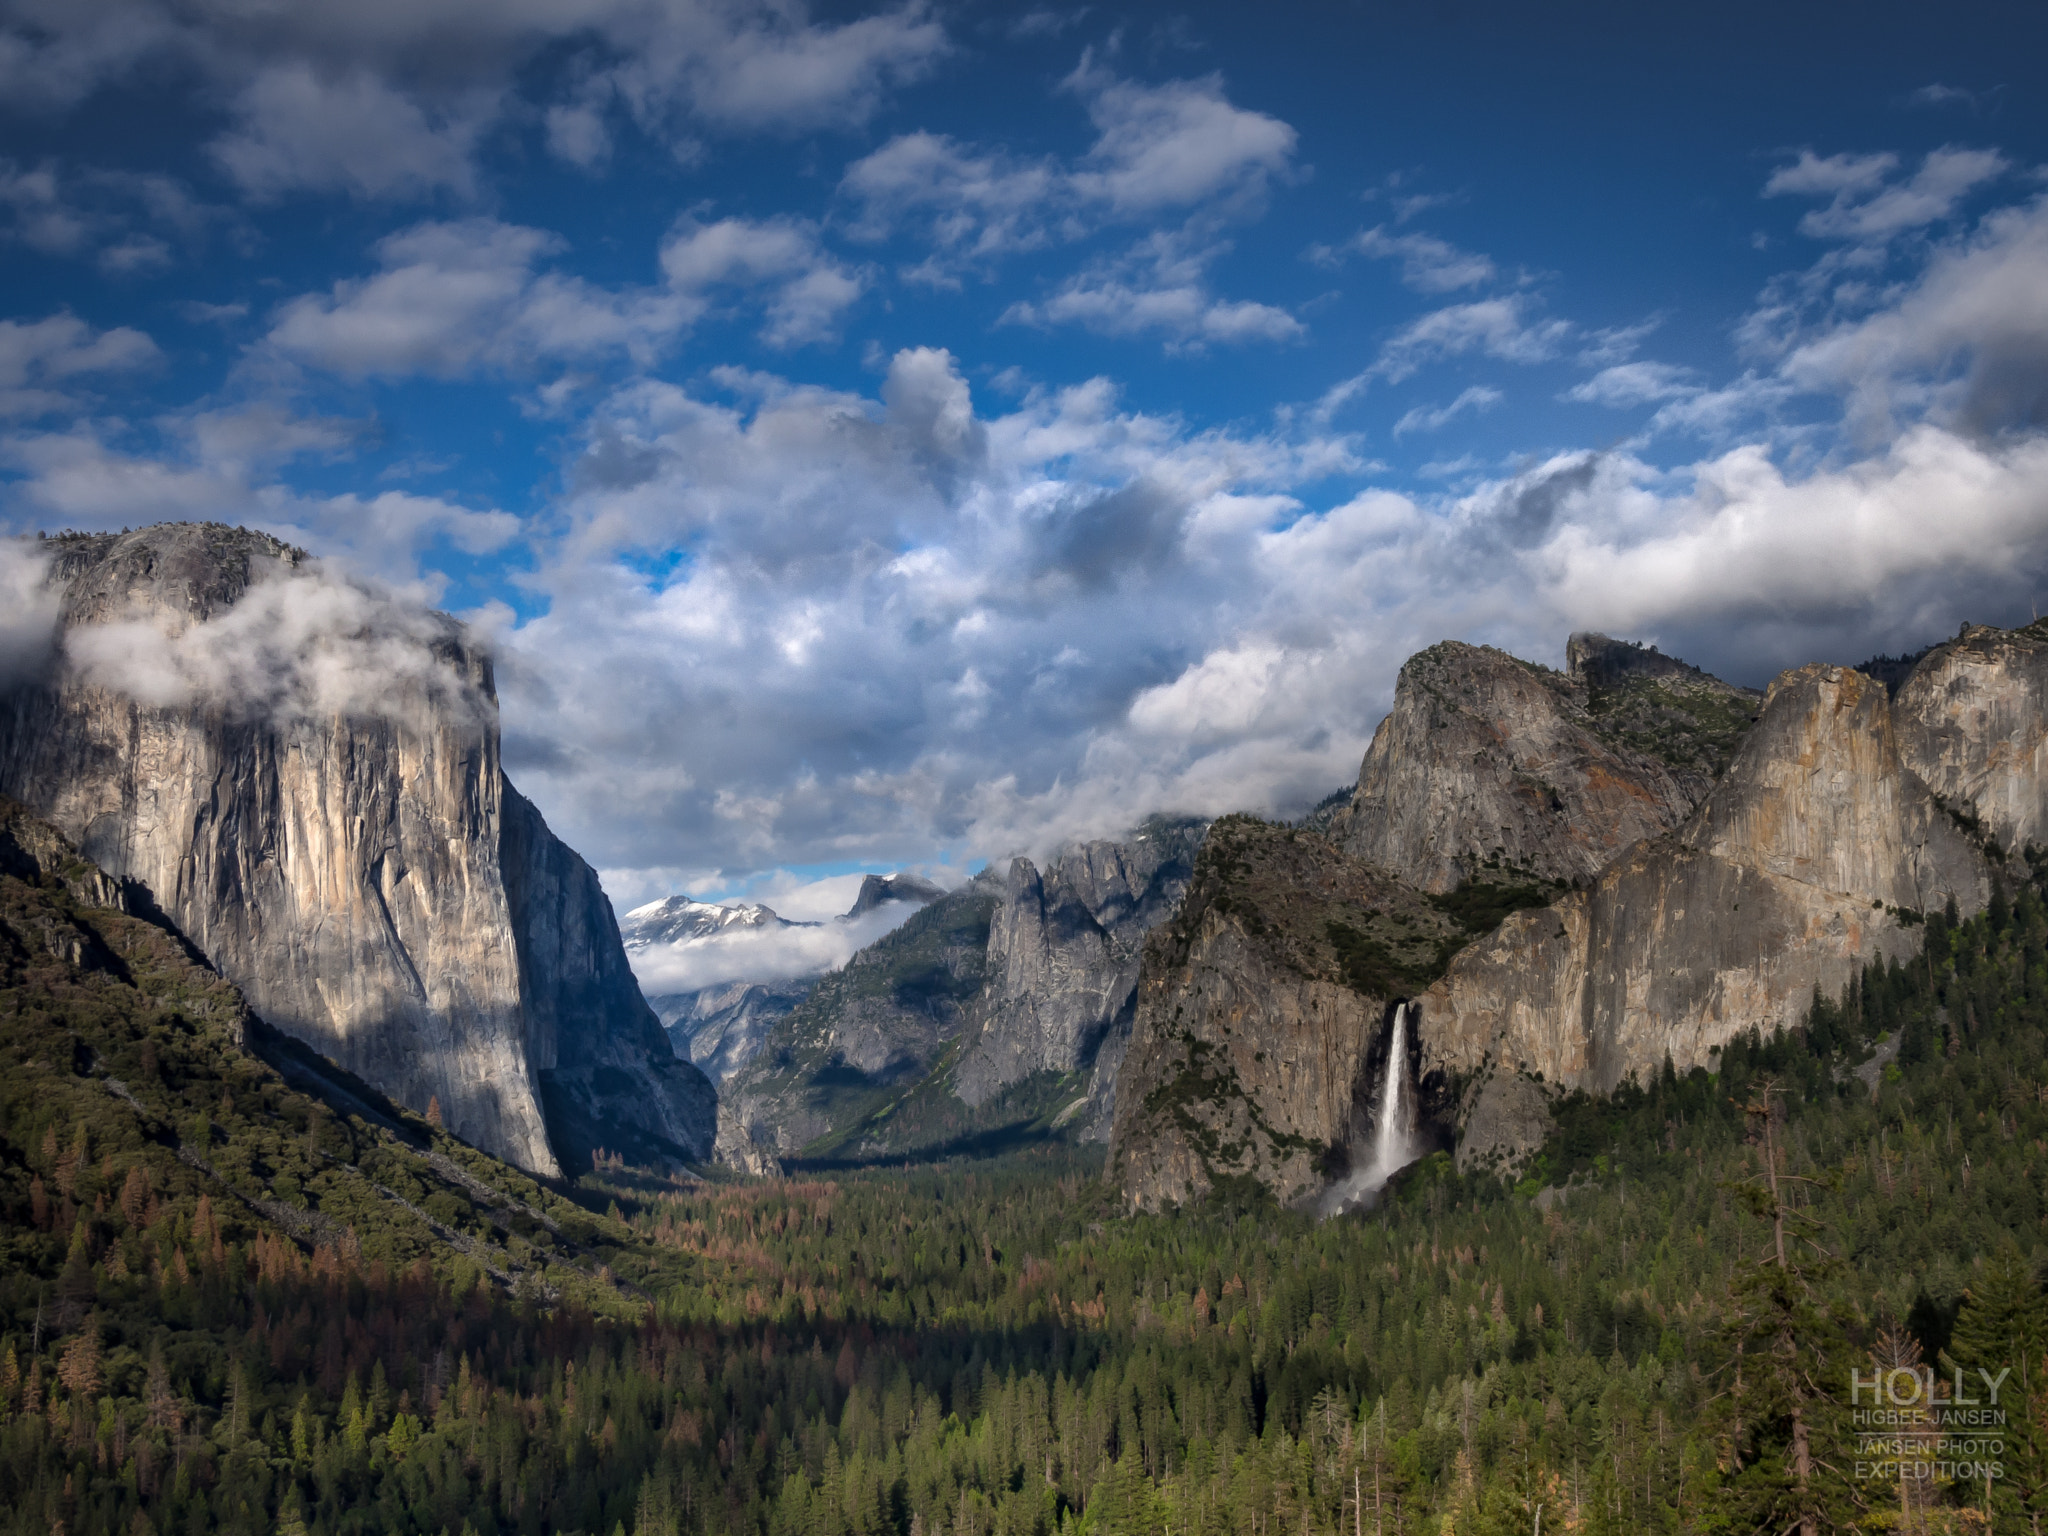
[477,179,2048,887]
[840,131,1062,274]
[614,2,944,137]
[1309,295,1570,407]
[1001,230,1301,348]
[266,219,691,378]
[841,59,1298,295]
[1563,361,1698,408]
[1780,195,2048,437]
[0,313,158,417]
[0,0,948,200]
[1063,54,1296,214]
[659,215,864,346]
[0,422,520,585]
[212,65,488,200]
[0,159,223,273]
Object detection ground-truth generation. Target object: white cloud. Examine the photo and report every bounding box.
[0,0,948,201]
[1008,277,1301,347]
[841,59,1298,292]
[0,313,159,418]
[840,132,1061,273]
[1779,195,2048,436]
[1364,295,1570,383]
[544,101,612,169]
[265,219,691,378]
[0,159,222,270]
[476,189,2048,887]
[1325,225,1497,293]
[1064,55,1297,215]
[1768,146,2007,243]
[632,3,946,134]
[0,539,60,692]
[1564,362,1697,408]
[1392,385,1502,436]
[1764,150,1898,199]
[0,423,520,586]
[212,65,487,200]
[659,214,865,347]
[1001,230,1301,349]
[625,898,925,994]
[63,555,496,732]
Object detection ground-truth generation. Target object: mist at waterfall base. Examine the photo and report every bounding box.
[1319,1003,1424,1216]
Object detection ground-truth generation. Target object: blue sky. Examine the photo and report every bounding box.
[3,0,2047,910]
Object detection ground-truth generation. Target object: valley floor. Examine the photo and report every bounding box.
[3,847,2047,1536]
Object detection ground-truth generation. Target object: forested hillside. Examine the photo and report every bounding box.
[2,805,2046,1536]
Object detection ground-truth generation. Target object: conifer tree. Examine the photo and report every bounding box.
[1946,1243,2048,1536]
[1705,1084,1861,1536]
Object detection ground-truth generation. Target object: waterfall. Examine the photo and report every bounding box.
[1319,1002,1423,1215]
[1371,1002,1419,1180]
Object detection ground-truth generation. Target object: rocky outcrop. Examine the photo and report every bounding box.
[1107,817,1463,1210]
[624,878,943,1088]
[715,822,1205,1164]
[953,817,1204,1133]
[845,873,945,919]
[1110,628,2034,1208]
[1335,640,1746,894]
[1420,662,1992,1167]
[655,979,811,1085]
[715,881,1001,1161]
[1892,622,2048,858]
[0,524,713,1177]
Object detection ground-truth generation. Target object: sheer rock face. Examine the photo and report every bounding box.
[0,524,713,1177]
[1421,663,1992,1154]
[1107,818,1461,1211]
[952,818,1204,1131]
[653,980,811,1087]
[1892,623,2048,856]
[501,784,716,1172]
[714,882,1001,1161]
[1110,633,2024,1208]
[1335,641,1705,894]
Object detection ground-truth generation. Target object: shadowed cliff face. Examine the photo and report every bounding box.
[0,524,714,1177]
[1335,640,1752,895]
[1107,817,1463,1211]
[953,817,1205,1134]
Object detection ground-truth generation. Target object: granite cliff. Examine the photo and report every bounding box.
[1106,816,1463,1210]
[1423,659,1992,1173]
[715,819,1206,1167]
[1333,636,1759,893]
[715,879,1001,1168]
[1110,625,2030,1209]
[953,816,1205,1135]
[0,524,714,1177]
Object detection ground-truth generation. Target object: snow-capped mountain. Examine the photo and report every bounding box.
[619,878,946,1083]
[619,895,817,951]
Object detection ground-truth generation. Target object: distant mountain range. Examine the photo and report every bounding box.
[620,873,946,1086]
